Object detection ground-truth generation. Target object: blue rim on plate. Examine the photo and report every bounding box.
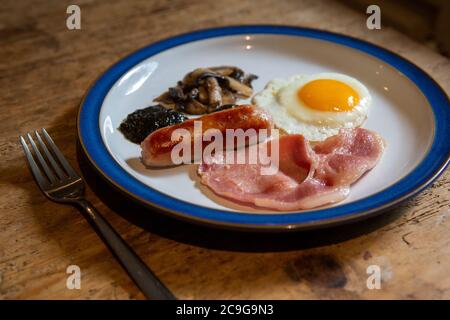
[78,25,450,231]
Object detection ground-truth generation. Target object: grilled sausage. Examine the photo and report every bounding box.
[141,105,273,167]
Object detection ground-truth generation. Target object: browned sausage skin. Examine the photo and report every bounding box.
[141,105,273,167]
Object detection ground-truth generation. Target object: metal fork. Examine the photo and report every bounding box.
[20,128,176,300]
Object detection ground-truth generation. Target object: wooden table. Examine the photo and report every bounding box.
[1,0,449,300]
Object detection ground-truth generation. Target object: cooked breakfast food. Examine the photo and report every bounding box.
[252,73,371,141]
[119,104,188,143]
[124,66,384,211]
[154,66,258,114]
[198,128,384,210]
[141,105,273,167]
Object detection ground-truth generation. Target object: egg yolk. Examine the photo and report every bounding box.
[298,79,359,112]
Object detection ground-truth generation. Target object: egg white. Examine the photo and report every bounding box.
[252,73,371,141]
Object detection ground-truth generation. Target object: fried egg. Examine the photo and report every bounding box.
[252,73,371,141]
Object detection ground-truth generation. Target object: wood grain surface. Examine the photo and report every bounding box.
[0,0,449,300]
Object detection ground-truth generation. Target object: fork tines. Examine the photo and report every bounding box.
[20,129,79,188]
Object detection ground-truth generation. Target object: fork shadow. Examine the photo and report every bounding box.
[76,142,405,253]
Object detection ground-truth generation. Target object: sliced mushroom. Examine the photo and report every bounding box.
[221,89,237,105]
[243,74,258,88]
[168,85,186,102]
[154,66,257,115]
[210,66,243,77]
[196,71,225,86]
[198,86,209,104]
[223,76,253,98]
[183,68,210,86]
[205,77,222,107]
[184,99,208,115]
[188,88,199,100]
[154,91,177,109]
[229,68,245,82]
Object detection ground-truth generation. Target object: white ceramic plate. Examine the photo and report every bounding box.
[78,26,449,230]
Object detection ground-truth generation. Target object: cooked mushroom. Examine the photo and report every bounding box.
[243,74,258,88]
[223,76,253,98]
[183,68,209,86]
[210,66,244,77]
[198,86,209,104]
[229,68,245,82]
[154,66,258,114]
[168,85,186,102]
[185,99,208,115]
[221,89,236,105]
[196,71,225,86]
[188,87,199,100]
[205,77,222,107]
[154,91,176,109]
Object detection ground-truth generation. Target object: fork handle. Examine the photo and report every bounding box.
[76,199,177,300]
